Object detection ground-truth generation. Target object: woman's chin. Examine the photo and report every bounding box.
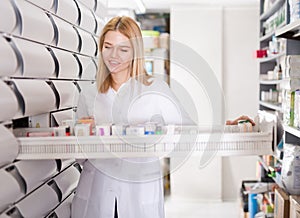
[109,70,118,75]
[109,68,127,75]
[108,66,121,74]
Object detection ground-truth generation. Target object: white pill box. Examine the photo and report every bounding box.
[126,126,145,135]
[74,124,90,136]
[111,124,126,136]
[53,126,67,136]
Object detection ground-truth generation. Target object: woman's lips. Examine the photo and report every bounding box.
[109,60,120,68]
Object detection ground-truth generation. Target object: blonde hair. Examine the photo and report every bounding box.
[97,16,151,93]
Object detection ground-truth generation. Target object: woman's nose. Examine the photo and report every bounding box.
[111,47,118,58]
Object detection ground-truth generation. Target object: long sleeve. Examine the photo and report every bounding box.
[75,83,97,120]
[152,79,195,125]
[76,91,89,120]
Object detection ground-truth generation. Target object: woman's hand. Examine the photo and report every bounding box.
[226,115,255,126]
[78,116,95,129]
[80,116,94,120]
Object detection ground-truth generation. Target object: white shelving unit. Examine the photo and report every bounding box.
[256,0,300,216]
[0,0,108,217]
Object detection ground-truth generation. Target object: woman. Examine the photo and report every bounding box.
[72,16,255,218]
[72,16,193,218]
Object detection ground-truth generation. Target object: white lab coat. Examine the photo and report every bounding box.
[72,78,193,218]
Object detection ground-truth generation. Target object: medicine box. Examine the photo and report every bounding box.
[289,195,300,218]
[274,187,290,218]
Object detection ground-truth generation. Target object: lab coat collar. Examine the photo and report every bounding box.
[112,77,132,94]
[107,77,141,97]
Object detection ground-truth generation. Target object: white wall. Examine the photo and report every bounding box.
[223,6,259,120]
[170,5,224,125]
[170,5,224,202]
[222,6,259,200]
[170,4,259,201]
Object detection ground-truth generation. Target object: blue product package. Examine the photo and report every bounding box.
[248,193,258,218]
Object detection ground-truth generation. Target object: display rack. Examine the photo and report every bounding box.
[255,0,300,216]
[258,155,283,187]
[16,131,274,159]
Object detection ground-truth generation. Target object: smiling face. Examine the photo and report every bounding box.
[97,16,149,93]
[102,30,134,77]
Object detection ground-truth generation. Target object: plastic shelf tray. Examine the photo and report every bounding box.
[17,132,274,159]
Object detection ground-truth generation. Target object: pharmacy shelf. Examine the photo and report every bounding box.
[260,30,275,42]
[276,20,300,39]
[260,23,285,42]
[283,125,300,138]
[258,156,272,172]
[0,120,13,127]
[259,101,283,112]
[259,79,282,85]
[258,52,286,63]
[17,132,274,159]
[260,0,285,20]
[258,156,283,187]
[273,172,283,188]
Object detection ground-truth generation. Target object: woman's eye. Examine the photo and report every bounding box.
[104,46,111,49]
[121,49,128,52]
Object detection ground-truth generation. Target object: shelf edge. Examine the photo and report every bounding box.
[275,20,300,38]
[283,124,300,138]
[259,101,283,112]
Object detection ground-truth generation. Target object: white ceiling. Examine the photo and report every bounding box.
[107,0,259,13]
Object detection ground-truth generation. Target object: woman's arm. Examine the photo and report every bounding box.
[153,79,195,125]
[226,115,255,126]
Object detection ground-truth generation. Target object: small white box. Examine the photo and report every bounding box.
[126,126,144,136]
[111,125,125,136]
[165,124,175,135]
[74,124,90,136]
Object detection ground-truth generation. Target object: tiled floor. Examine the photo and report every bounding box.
[164,197,244,218]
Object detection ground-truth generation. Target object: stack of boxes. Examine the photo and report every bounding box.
[281,55,300,128]
[289,0,300,23]
[274,188,300,218]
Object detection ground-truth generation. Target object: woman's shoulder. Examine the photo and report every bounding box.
[146,77,171,92]
[79,82,98,97]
